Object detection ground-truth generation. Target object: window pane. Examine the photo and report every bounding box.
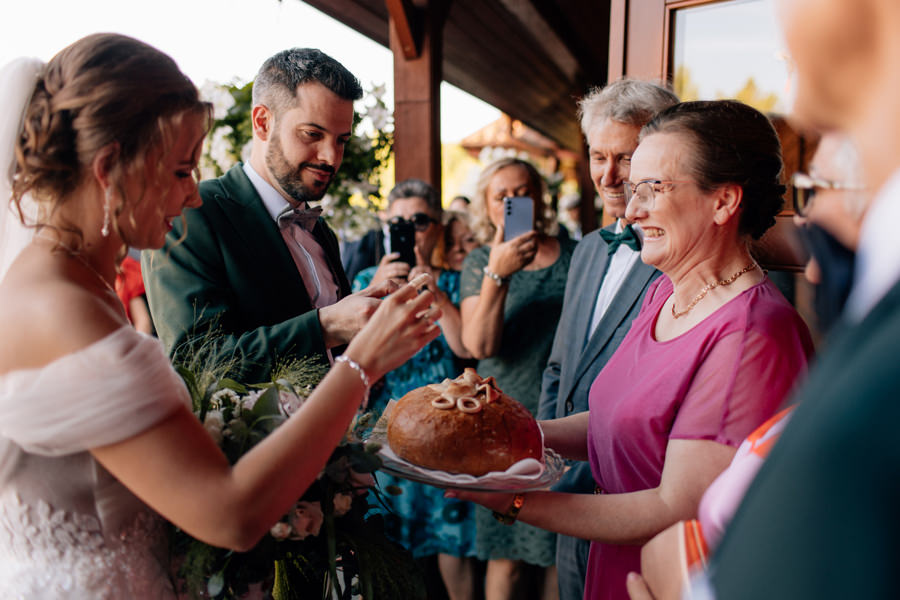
[671,0,791,114]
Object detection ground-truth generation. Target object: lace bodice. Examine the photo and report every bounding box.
[0,327,190,598]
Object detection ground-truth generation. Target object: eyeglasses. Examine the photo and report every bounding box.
[388,213,438,232]
[791,172,866,217]
[623,179,694,209]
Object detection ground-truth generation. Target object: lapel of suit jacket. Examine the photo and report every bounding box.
[569,226,614,348]
[570,258,659,389]
[213,165,312,304]
[555,226,613,403]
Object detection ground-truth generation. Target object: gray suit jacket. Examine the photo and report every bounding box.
[537,225,660,493]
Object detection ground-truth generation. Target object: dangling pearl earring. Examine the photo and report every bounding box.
[101,186,111,237]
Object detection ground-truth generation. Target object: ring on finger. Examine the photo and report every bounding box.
[417,306,438,323]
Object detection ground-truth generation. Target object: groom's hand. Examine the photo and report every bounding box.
[318,279,400,348]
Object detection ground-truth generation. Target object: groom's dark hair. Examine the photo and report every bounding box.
[252,48,363,115]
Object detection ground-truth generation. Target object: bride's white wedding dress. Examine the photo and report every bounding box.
[0,326,191,598]
[0,56,196,598]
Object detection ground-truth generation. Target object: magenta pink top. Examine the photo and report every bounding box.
[583,275,813,600]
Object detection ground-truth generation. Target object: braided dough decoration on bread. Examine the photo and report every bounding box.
[386,368,543,476]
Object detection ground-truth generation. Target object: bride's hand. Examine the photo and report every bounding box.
[345,273,442,381]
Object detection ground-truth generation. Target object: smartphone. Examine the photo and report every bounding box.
[503,196,534,241]
[389,219,416,267]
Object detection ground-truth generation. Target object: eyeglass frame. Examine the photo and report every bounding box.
[623,179,696,208]
[791,171,866,217]
[387,212,439,232]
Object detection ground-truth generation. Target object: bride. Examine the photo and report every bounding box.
[0,34,440,598]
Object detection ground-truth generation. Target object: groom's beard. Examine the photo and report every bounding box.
[797,223,856,333]
[266,130,335,204]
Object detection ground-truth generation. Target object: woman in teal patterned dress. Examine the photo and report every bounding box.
[352,179,479,600]
[460,158,576,600]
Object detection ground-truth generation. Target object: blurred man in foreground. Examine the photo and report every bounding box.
[708,1,900,597]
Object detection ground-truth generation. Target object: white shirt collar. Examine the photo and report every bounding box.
[242,162,303,222]
[617,218,644,245]
[845,168,900,321]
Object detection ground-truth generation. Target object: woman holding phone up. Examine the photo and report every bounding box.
[460,157,576,600]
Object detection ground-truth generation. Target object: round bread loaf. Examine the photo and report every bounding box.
[386,369,543,476]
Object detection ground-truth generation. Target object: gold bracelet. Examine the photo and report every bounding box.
[492,493,525,525]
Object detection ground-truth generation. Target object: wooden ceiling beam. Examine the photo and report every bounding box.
[495,0,581,81]
[301,0,390,46]
[390,0,451,189]
[385,0,420,59]
[300,0,600,151]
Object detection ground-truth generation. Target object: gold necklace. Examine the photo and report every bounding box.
[35,232,117,296]
[671,261,758,319]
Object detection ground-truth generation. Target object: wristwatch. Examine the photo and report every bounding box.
[492,493,526,525]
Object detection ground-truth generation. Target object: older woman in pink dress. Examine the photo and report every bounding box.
[450,100,814,600]
[625,131,868,600]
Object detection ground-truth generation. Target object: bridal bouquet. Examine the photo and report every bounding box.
[170,351,424,599]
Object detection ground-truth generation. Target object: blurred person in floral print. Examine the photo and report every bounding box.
[143,47,395,382]
[352,178,480,600]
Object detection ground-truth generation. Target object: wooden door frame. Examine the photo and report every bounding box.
[609,0,811,272]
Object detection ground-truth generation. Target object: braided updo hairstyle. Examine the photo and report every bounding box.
[641,100,786,240]
[12,33,210,240]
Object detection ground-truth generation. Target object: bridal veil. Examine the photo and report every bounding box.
[0,57,43,283]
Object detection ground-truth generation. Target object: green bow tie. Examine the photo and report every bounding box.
[599,225,641,255]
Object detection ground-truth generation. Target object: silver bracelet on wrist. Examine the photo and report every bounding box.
[482,265,511,287]
[335,355,371,409]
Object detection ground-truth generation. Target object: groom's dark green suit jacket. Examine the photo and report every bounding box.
[142,164,350,382]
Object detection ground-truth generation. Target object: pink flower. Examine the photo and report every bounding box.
[278,390,305,417]
[288,502,323,540]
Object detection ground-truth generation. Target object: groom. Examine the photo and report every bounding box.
[144,48,391,382]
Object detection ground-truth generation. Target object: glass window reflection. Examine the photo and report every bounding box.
[671,0,792,114]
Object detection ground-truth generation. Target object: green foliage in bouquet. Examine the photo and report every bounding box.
[170,346,425,599]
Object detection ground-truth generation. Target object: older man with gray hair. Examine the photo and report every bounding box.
[537,78,678,600]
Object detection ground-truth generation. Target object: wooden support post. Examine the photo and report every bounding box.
[388,0,449,192]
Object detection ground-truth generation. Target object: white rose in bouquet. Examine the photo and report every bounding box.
[269,521,292,541]
[278,390,305,416]
[203,410,225,445]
